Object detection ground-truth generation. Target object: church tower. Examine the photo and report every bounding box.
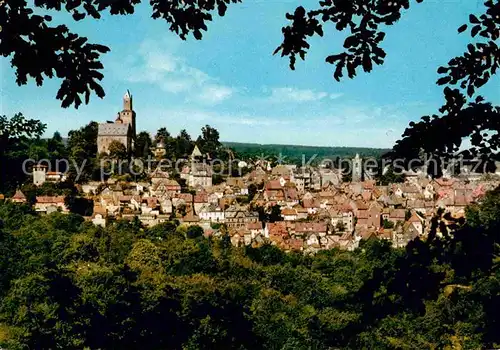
[118,90,136,138]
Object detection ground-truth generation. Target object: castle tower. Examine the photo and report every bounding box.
[33,164,47,186]
[118,90,136,138]
[352,153,362,182]
[123,90,132,110]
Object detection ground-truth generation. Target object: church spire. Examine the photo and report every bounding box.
[123,90,132,111]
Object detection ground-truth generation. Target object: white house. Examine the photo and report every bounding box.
[92,213,106,227]
[281,207,298,221]
[198,204,225,223]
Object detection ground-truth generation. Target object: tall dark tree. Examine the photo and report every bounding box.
[66,121,99,183]
[0,114,46,194]
[47,131,68,169]
[67,121,98,159]
[175,129,193,159]
[268,204,283,223]
[197,125,221,158]
[155,128,171,144]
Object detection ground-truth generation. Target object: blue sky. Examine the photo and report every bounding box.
[1,0,499,147]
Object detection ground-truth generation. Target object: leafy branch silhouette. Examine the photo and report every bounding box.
[1,0,499,161]
[275,0,500,162]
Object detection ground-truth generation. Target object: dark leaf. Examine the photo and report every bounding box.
[471,25,481,37]
[437,66,448,74]
[362,54,372,72]
[193,30,202,40]
[458,24,468,33]
[467,84,474,97]
[218,2,227,17]
[469,14,480,23]
[437,76,451,85]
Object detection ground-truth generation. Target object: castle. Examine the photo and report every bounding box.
[97,90,136,155]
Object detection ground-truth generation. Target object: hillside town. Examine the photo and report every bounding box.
[8,147,500,254]
[5,91,500,253]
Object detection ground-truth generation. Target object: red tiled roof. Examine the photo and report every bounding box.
[408,212,422,223]
[12,189,26,200]
[176,193,193,202]
[166,179,181,188]
[293,205,308,213]
[194,194,208,203]
[146,197,158,208]
[266,180,282,190]
[295,222,327,233]
[183,214,200,222]
[363,181,375,190]
[287,238,304,250]
[355,200,369,210]
[284,188,298,201]
[281,208,297,216]
[267,222,288,237]
[435,178,455,187]
[402,185,420,193]
[119,196,132,202]
[151,170,169,178]
[357,210,369,219]
[246,222,262,230]
[361,191,372,201]
[390,209,406,219]
[303,198,320,209]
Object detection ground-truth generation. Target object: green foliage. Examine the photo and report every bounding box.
[135,131,153,158]
[197,125,222,158]
[0,114,46,194]
[377,166,405,185]
[66,121,100,183]
[175,129,193,159]
[186,225,204,239]
[65,195,93,216]
[1,187,500,349]
[269,204,283,223]
[224,142,388,166]
[383,219,395,229]
[108,140,128,160]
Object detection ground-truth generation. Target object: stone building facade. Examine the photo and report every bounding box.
[97,90,136,154]
[352,153,363,182]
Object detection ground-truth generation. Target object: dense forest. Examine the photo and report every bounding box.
[223,142,389,166]
[0,187,499,349]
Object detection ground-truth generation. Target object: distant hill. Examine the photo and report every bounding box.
[222,141,390,164]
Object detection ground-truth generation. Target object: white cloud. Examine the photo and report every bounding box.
[265,87,338,103]
[123,39,234,105]
[329,93,344,100]
[195,85,234,104]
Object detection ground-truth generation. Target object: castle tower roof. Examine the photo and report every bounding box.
[191,145,202,158]
[12,189,26,201]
